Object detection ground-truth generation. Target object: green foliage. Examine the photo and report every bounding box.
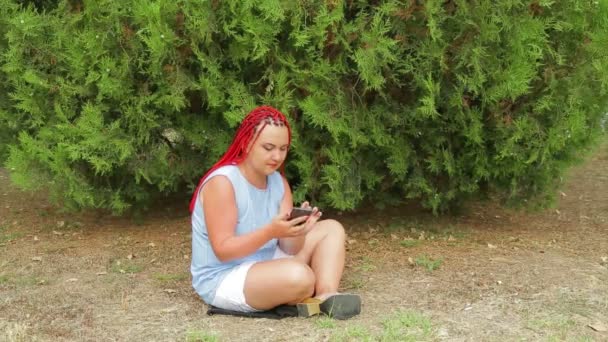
[1,0,607,213]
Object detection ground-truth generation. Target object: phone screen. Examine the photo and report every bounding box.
[289,207,313,220]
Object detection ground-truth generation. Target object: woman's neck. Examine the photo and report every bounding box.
[237,163,267,189]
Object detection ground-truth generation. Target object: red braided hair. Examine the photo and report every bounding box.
[189,105,292,212]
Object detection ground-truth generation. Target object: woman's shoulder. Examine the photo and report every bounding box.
[212,164,239,175]
[203,165,240,188]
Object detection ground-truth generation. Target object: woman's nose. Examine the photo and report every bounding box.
[272,150,283,161]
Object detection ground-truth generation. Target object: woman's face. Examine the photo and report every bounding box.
[245,124,289,175]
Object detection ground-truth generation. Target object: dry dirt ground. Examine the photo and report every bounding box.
[1,141,607,342]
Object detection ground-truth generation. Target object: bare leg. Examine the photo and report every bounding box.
[243,219,346,309]
[243,259,315,310]
[294,219,346,298]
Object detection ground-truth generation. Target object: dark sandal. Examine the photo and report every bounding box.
[296,294,361,320]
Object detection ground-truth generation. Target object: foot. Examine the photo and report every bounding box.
[318,293,361,320]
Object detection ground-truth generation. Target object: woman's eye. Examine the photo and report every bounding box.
[264,146,273,151]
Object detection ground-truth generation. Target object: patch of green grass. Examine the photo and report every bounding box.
[315,316,336,329]
[400,239,420,248]
[381,310,434,341]
[330,310,434,342]
[572,337,594,342]
[14,276,48,286]
[424,224,468,240]
[342,275,365,290]
[330,325,373,342]
[526,315,576,341]
[0,231,24,244]
[185,330,219,342]
[415,255,443,272]
[367,239,379,247]
[1,274,48,287]
[386,220,407,232]
[153,273,189,282]
[355,256,376,272]
[109,259,143,274]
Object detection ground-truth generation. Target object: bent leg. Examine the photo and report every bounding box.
[294,219,346,297]
[243,258,315,310]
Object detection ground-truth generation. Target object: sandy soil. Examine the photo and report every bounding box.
[1,141,607,342]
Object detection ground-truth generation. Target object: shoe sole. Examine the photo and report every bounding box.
[319,294,361,320]
[297,294,361,320]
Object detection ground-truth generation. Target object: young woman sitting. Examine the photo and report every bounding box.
[190,105,361,319]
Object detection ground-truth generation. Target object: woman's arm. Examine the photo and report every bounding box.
[202,176,275,262]
[277,177,306,255]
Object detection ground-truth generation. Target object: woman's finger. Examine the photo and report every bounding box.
[289,222,308,236]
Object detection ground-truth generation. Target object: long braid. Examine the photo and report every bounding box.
[189,106,291,212]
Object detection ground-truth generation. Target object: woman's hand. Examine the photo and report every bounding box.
[283,201,323,237]
[296,201,322,232]
[268,202,323,239]
[267,213,309,239]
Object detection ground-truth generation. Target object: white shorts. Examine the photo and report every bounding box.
[210,247,292,312]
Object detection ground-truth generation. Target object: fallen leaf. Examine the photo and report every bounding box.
[37,279,46,285]
[31,256,42,262]
[96,272,107,276]
[488,243,497,249]
[52,230,63,235]
[447,235,456,241]
[555,209,560,215]
[33,236,39,241]
[347,239,357,245]
[56,221,65,228]
[407,257,415,266]
[391,234,398,240]
[161,307,178,313]
[148,242,156,247]
[588,322,607,332]
[560,191,567,197]
[127,254,135,260]
[66,278,78,282]
[183,254,189,260]
[163,289,177,294]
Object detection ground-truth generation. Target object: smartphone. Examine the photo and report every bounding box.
[288,207,314,220]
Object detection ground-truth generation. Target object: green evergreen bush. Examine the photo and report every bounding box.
[1,0,607,213]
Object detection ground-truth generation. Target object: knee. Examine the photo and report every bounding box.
[283,261,315,297]
[323,219,346,241]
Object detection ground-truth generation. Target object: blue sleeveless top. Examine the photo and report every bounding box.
[190,165,285,303]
